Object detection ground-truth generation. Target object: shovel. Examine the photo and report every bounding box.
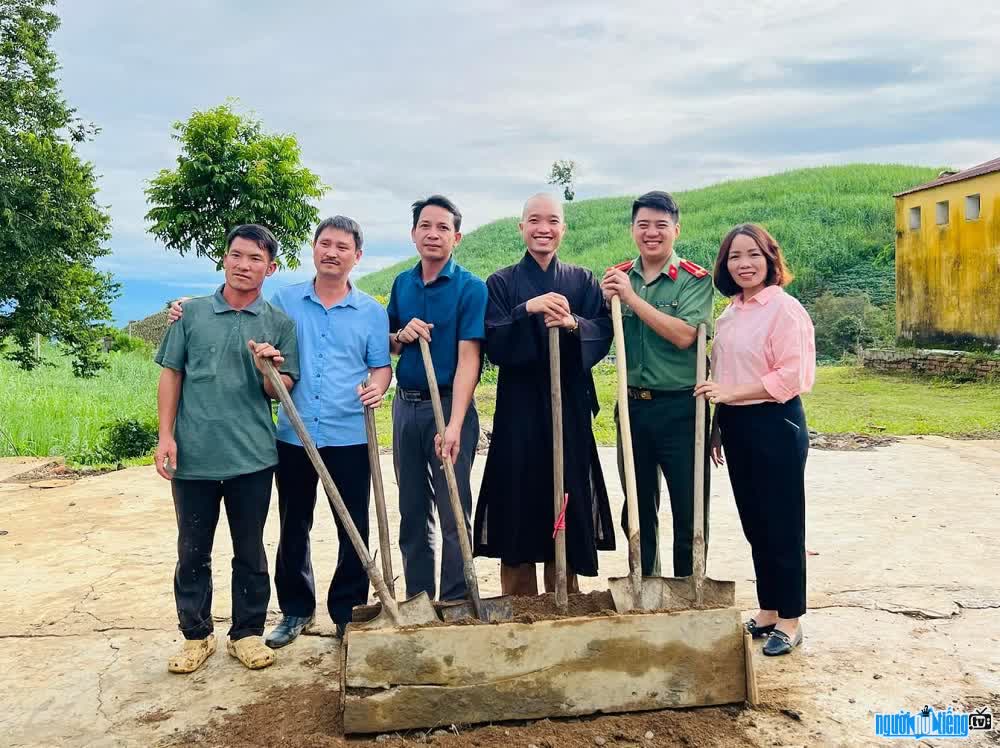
[261,359,438,630]
[686,323,736,608]
[417,338,513,623]
[609,321,735,611]
[362,376,395,598]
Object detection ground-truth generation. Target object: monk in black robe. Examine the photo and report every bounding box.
[473,193,615,595]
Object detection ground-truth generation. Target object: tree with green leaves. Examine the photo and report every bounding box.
[0,0,117,376]
[548,159,577,201]
[145,103,327,270]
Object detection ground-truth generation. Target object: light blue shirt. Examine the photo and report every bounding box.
[272,280,390,448]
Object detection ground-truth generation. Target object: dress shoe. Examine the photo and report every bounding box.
[763,626,803,656]
[745,618,776,639]
[264,614,314,649]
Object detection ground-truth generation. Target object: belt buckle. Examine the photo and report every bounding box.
[638,389,652,400]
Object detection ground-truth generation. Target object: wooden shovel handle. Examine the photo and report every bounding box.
[612,296,642,604]
[549,326,568,613]
[417,338,484,619]
[362,376,395,598]
[692,324,708,591]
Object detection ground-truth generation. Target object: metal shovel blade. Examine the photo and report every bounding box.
[608,574,735,613]
[350,590,439,631]
[437,595,515,623]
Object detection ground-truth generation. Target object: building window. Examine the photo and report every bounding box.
[909,206,921,230]
[936,200,950,225]
[966,194,981,220]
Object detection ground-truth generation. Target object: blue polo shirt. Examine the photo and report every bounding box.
[387,256,488,390]
[272,280,390,448]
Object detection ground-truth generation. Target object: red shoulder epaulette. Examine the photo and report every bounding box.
[679,259,709,279]
[609,259,634,273]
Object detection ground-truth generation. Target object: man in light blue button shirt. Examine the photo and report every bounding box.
[168,215,391,648]
[269,216,391,645]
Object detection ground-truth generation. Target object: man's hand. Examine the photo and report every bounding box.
[155,437,177,480]
[395,318,434,345]
[434,422,462,464]
[543,312,578,330]
[166,297,192,325]
[600,268,636,305]
[247,340,285,374]
[525,292,571,318]
[358,380,386,409]
[693,380,738,405]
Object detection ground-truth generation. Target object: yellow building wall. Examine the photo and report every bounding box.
[895,171,1000,347]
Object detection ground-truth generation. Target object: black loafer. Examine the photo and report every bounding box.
[264,614,314,649]
[745,618,776,639]
[763,626,803,656]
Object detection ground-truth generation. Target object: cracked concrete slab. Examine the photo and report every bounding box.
[1,437,999,746]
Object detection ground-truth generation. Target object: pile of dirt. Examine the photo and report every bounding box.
[166,684,760,747]
[509,590,617,622]
[5,462,110,483]
[165,685,345,748]
[809,432,897,451]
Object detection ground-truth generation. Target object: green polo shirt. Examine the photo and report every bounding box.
[621,253,714,391]
[155,286,299,481]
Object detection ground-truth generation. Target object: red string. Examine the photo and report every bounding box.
[552,493,569,539]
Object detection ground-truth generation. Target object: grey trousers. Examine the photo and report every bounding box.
[392,394,478,601]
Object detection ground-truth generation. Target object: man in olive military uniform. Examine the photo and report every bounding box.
[155,224,299,674]
[600,191,713,578]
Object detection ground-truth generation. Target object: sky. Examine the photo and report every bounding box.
[50,0,1000,324]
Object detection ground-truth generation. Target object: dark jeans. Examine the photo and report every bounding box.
[171,467,273,641]
[392,394,477,601]
[616,391,710,577]
[274,441,371,628]
[718,397,809,619]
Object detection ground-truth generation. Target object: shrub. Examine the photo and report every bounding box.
[92,417,159,464]
[108,329,153,356]
[810,292,894,360]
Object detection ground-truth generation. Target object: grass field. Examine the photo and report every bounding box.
[357,164,939,307]
[3,349,997,468]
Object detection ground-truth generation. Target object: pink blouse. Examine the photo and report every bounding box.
[711,285,816,405]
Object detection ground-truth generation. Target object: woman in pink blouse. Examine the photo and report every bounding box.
[694,224,815,657]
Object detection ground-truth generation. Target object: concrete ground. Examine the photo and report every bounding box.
[1,436,999,747]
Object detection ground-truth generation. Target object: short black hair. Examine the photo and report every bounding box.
[314,215,363,251]
[225,224,279,261]
[631,191,679,223]
[411,194,462,232]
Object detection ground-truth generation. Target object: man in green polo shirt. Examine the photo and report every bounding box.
[154,224,299,674]
[600,191,713,578]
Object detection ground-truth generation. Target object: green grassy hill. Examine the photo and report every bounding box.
[358,164,939,306]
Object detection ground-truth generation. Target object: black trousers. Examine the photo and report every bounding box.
[171,467,273,641]
[274,441,371,627]
[616,391,711,577]
[718,397,809,619]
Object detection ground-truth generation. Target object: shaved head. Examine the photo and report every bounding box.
[521,193,564,221]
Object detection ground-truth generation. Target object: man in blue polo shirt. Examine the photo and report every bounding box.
[267,215,391,645]
[169,216,391,646]
[387,195,488,602]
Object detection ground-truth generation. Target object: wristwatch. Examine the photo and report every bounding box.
[393,331,404,345]
[569,315,580,334]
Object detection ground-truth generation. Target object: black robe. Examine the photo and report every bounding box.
[473,252,615,576]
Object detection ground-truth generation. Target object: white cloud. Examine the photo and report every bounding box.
[53,0,1000,292]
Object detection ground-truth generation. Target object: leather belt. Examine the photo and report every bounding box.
[627,387,672,400]
[397,387,451,402]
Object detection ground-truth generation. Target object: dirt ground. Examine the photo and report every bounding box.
[2,436,999,747]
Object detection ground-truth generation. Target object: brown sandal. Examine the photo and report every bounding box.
[167,634,216,674]
[227,636,276,670]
